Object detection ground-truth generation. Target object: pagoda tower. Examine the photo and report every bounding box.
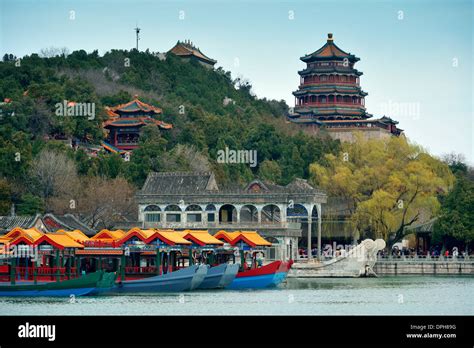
[102,96,172,152]
[289,33,402,141]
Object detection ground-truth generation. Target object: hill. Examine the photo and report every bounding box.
[0,49,340,215]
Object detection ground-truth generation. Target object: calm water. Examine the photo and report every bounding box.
[0,276,472,315]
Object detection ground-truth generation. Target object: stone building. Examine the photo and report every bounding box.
[136,172,327,260]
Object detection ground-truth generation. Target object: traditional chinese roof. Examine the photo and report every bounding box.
[179,230,224,246]
[213,230,240,243]
[101,141,126,154]
[103,116,172,129]
[148,230,192,246]
[213,230,271,247]
[0,214,42,233]
[301,33,359,63]
[3,227,44,243]
[298,66,363,76]
[42,213,96,236]
[168,40,217,66]
[294,85,367,96]
[140,172,219,195]
[91,229,126,240]
[105,97,162,117]
[232,231,272,247]
[56,229,90,243]
[38,234,84,249]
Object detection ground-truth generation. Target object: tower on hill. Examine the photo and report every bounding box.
[168,40,217,69]
[288,33,403,142]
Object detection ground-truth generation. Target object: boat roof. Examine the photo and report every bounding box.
[91,229,126,240]
[232,231,272,247]
[3,227,44,243]
[179,230,224,246]
[213,230,240,243]
[56,229,90,243]
[147,230,192,246]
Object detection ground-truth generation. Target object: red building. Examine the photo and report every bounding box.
[103,96,172,151]
[288,33,403,141]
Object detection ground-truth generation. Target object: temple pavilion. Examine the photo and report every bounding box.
[288,33,403,142]
[168,40,217,69]
[103,96,172,151]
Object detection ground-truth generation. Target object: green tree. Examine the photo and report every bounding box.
[258,160,282,184]
[433,174,474,250]
[310,134,454,245]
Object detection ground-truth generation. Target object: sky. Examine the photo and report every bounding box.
[1,0,473,163]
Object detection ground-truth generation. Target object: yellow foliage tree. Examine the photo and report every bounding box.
[310,134,454,246]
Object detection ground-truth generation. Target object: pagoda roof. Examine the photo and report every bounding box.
[103,117,172,129]
[294,107,372,119]
[106,96,162,117]
[101,141,126,154]
[298,67,363,76]
[301,33,360,63]
[293,86,367,96]
[168,40,217,66]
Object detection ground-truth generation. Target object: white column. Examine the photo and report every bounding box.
[257,205,263,224]
[279,204,287,224]
[317,203,322,261]
[306,204,314,260]
[236,205,241,224]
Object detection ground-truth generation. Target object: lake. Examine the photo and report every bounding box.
[0,276,472,315]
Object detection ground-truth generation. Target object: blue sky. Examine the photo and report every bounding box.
[1,0,472,163]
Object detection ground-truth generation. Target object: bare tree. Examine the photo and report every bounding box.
[29,149,79,200]
[39,47,70,58]
[78,177,137,229]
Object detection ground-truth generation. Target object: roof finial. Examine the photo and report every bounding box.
[327,33,333,42]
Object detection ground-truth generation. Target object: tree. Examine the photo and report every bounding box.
[0,178,12,215]
[78,177,137,229]
[310,134,454,246]
[433,171,474,251]
[258,160,282,184]
[125,125,167,187]
[28,149,79,200]
[16,193,44,215]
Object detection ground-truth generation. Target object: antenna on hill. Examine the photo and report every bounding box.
[134,25,141,50]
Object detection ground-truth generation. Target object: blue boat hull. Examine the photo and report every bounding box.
[226,271,287,290]
[198,264,227,289]
[0,287,96,297]
[103,265,205,294]
[219,264,239,288]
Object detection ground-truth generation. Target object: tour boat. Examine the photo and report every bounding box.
[226,260,293,290]
[102,265,208,294]
[0,271,113,297]
[197,263,239,289]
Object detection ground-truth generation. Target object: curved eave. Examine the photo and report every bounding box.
[298,68,363,76]
[293,89,368,97]
[301,54,360,63]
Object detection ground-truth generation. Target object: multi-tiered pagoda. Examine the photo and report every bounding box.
[288,33,402,141]
[102,96,172,152]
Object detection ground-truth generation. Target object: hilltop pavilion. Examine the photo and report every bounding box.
[103,96,172,152]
